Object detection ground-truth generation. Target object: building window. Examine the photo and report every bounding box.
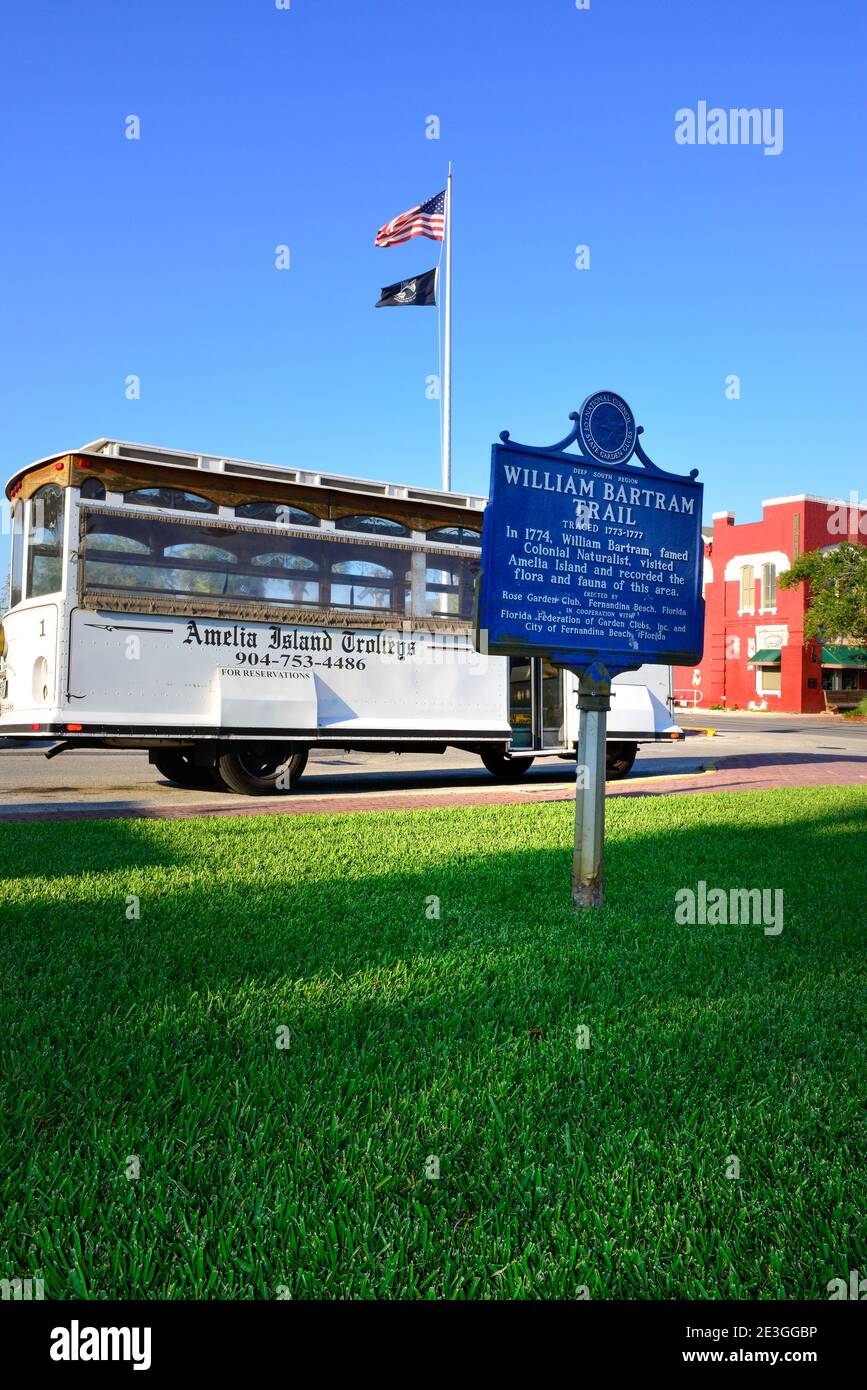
[701,556,713,599]
[26,484,65,598]
[758,666,781,694]
[761,562,777,609]
[739,564,754,612]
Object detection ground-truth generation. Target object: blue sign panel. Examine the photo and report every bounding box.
[476,397,705,672]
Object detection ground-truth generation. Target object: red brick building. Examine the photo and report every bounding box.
[674,494,867,714]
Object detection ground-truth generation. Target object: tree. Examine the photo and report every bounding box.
[779,541,867,646]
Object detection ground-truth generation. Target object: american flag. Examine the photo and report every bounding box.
[375,189,446,247]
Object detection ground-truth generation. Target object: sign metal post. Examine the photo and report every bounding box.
[476,393,705,909]
[570,662,611,908]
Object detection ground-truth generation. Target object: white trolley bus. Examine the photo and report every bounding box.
[0,439,683,793]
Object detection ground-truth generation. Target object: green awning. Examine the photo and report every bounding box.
[822,645,867,667]
[748,648,782,665]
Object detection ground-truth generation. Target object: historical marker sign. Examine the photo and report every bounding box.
[475,394,704,909]
[477,394,704,671]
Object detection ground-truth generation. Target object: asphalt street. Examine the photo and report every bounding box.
[0,711,863,816]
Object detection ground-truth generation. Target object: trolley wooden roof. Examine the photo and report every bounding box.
[5,439,486,532]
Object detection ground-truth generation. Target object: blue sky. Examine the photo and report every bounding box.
[1,0,864,579]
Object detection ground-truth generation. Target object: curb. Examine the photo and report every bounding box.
[0,764,722,825]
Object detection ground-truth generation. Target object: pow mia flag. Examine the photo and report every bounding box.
[375,267,437,308]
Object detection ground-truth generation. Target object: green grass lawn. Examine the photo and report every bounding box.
[0,785,865,1300]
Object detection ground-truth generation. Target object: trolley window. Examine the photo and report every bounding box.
[335,514,411,538]
[425,525,481,548]
[331,558,409,612]
[425,563,465,617]
[10,500,24,607]
[124,487,218,514]
[235,501,320,528]
[233,552,320,605]
[80,510,447,617]
[26,484,65,598]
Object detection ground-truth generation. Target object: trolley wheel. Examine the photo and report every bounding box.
[479,748,535,781]
[605,741,638,780]
[151,750,222,790]
[216,745,309,796]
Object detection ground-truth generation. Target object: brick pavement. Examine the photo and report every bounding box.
[0,752,863,824]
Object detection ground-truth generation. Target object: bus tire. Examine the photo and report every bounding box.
[151,750,222,790]
[479,748,535,780]
[605,741,638,780]
[216,745,309,796]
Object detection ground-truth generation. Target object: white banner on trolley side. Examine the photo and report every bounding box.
[64,610,510,735]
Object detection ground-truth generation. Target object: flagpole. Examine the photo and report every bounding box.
[441,163,452,491]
